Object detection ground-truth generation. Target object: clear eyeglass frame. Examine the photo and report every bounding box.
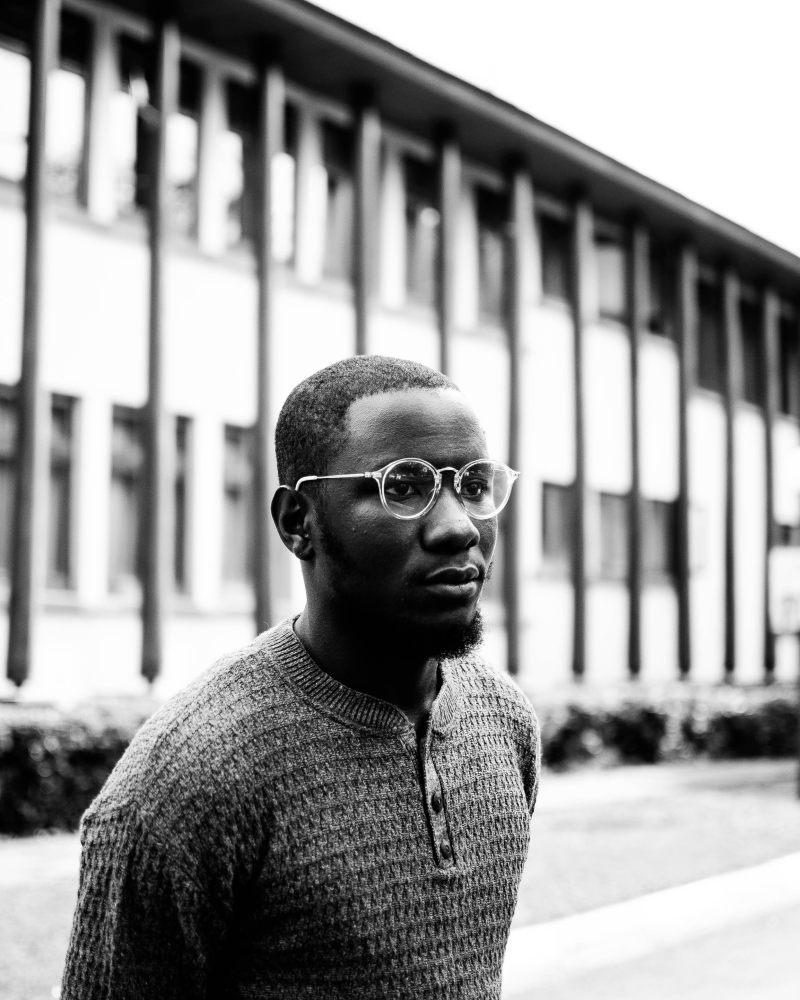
[290,457,520,521]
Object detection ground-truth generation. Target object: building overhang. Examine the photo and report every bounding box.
[61,0,800,296]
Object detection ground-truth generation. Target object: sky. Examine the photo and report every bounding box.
[311,0,800,258]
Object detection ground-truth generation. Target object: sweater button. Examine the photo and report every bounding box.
[440,838,453,860]
[431,790,443,813]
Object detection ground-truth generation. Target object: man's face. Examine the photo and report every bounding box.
[306,387,497,657]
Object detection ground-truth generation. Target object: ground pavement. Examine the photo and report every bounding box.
[1,758,798,999]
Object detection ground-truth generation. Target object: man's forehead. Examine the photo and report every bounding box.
[337,387,487,465]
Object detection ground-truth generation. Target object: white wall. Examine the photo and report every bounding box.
[639,334,680,680]
[734,408,766,683]
[0,203,28,383]
[688,395,726,683]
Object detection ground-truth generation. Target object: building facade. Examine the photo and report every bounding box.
[2,0,800,703]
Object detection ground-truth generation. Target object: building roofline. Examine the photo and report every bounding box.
[61,0,800,293]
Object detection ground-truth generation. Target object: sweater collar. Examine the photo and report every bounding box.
[263,619,461,736]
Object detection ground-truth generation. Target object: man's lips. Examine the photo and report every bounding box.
[419,566,482,600]
[422,566,481,585]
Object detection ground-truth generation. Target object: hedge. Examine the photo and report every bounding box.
[0,685,797,834]
[537,685,798,769]
[0,700,154,835]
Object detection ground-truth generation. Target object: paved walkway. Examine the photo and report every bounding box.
[502,851,800,996]
[502,757,800,997]
[2,757,798,997]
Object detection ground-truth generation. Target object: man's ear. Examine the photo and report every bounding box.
[271,487,315,560]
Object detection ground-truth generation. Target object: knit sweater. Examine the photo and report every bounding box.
[61,619,540,999]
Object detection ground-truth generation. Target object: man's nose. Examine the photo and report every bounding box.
[422,482,481,550]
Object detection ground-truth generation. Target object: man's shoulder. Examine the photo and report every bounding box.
[86,620,305,824]
[450,652,537,723]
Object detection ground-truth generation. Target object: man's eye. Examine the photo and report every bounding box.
[462,478,490,498]
[385,479,421,499]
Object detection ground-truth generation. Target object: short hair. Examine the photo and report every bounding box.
[275,355,457,487]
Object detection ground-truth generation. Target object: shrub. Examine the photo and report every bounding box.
[603,704,667,764]
[0,702,152,835]
[535,686,797,770]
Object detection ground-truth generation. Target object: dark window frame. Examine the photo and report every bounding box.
[538,211,572,304]
[541,481,575,576]
[222,423,255,586]
[598,490,629,581]
[47,393,76,589]
[109,404,144,593]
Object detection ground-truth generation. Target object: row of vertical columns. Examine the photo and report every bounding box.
[7,0,61,686]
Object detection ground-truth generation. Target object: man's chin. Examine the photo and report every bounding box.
[407,607,485,660]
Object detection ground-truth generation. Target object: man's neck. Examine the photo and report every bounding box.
[293,609,440,735]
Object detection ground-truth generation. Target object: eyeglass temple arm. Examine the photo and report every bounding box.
[292,471,376,491]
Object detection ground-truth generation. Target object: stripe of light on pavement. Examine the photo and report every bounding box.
[502,851,800,997]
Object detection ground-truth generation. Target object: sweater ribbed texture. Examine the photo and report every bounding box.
[61,619,540,999]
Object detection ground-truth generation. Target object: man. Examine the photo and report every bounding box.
[62,355,540,999]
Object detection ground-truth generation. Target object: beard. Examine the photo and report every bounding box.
[316,507,488,661]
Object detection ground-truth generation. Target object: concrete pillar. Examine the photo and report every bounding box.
[437,130,460,375]
[569,196,593,680]
[7,0,61,687]
[628,222,648,678]
[354,96,380,355]
[196,65,228,255]
[378,143,405,309]
[83,14,118,223]
[722,267,743,680]
[763,287,780,680]
[254,56,284,633]
[141,17,180,683]
[676,244,697,678]
[294,107,324,283]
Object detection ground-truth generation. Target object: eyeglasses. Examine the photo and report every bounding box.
[292,458,519,521]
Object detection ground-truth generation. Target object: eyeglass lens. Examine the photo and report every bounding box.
[382,460,513,519]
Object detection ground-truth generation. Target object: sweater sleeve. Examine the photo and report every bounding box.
[61,809,226,1000]
[523,709,542,816]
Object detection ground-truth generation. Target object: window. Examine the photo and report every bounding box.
[647,246,677,338]
[541,482,574,573]
[643,499,677,579]
[476,186,509,321]
[114,33,154,218]
[595,228,628,323]
[739,296,763,406]
[47,10,90,203]
[538,213,571,302]
[165,59,201,237]
[0,388,16,576]
[404,154,439,306]
[174,415,190,592]
[224,84,297,259]
[779,313,800,418]
[777,524,800,545]
[109,406,143,592]
[47,395,74,588]
[0,43,29,185]
[697,278,724,393]
[223,424,254,584]
[599,492,629,580]
[321,120,354,282]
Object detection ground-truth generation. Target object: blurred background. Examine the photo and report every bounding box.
[1,1,799,998]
